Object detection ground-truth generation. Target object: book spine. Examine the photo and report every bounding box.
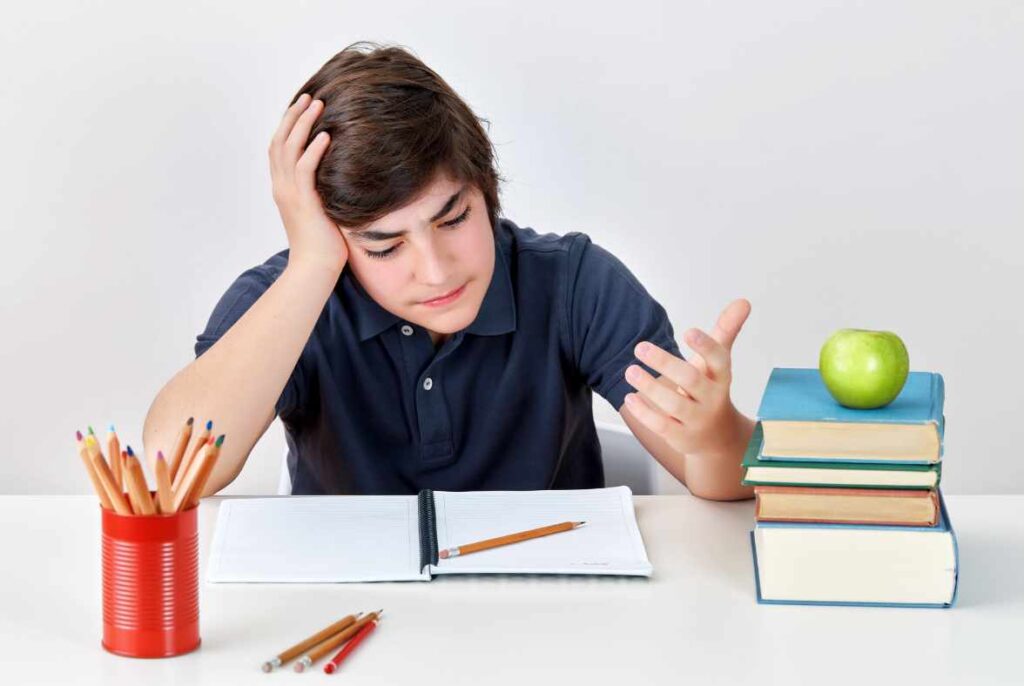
[417,489,439,572]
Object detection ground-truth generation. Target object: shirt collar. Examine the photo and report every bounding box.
[338,226,517,342]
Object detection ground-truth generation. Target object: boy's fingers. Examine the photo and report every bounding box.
[284,99,324,165]
[625,364,700,420]
[623,393,685,453]
[295,132,330,194]
[269,93,311,168]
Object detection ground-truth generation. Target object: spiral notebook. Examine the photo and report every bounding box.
[207,486,653,583]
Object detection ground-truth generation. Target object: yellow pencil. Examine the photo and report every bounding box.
[85,434,132,515]
[75,431,112,509]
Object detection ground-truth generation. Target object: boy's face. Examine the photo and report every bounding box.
[340,172,495,342]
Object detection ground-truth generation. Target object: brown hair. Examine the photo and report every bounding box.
[291,41,504,231]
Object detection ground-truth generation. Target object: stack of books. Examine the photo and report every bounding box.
[743,367,959,608]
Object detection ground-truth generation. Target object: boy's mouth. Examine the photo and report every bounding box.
[419,282,467,307]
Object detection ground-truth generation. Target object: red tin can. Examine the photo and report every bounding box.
[101,498,200,658]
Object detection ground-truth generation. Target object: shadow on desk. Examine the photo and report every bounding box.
[953,531,1024,609]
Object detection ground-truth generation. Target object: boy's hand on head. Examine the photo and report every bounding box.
[623,298,752,456]
[269,93,349,275]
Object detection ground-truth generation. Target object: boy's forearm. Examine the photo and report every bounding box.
[682,406,756,501]
[142,260,341,492]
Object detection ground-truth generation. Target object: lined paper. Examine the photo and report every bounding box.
[207,496,427,583]
[430,486,652,576]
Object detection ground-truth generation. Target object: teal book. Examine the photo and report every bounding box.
[741,422,940,489]
[755,367,945,464]
[750,491,959,608]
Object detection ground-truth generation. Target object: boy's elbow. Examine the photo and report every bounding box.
[686,482,755,502]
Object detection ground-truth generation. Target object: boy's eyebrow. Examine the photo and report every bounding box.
[350,185,467,243]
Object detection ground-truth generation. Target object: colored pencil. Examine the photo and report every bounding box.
[76,431,113,510]
[261,614,361,672]
[171,436,213,512]
[85,435,132,515]
[107,425,122,491]
[168,416,194,481]
[438,521,587,559]
[154,450,174,514]
[294,611,382,672]
[324,617,379,674]
[183,434,224,511]
[173,419,211,491]
[123,447,156,515]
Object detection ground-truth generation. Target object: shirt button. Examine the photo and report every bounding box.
[422,377,433,391]
[400,324,414,336]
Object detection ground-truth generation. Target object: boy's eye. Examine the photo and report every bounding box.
[363,205,471,260]
[440,205,471,228]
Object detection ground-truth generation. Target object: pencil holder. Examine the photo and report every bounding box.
[101,497,200,658]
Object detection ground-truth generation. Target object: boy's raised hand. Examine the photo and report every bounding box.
[269,93,349,275]
[622,298,752,456]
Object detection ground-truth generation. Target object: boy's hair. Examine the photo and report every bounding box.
[292,42,504,231]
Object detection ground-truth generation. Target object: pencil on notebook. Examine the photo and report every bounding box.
[85,434,132,515]
[76,431,113,510]
[294,610,383,672]
[107,425,122,491]
[123,447,156,515]
[439,521,587,559]
[261,613,361,672]
[154,451,174,514]
[173,419,211,491]
[168,416,194,481]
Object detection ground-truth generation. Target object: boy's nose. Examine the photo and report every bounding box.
[415,238,450,286]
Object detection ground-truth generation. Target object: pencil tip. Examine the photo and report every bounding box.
[215,434,225,447]
[575,521,587,527]
[75,430,83,441]
[87,425,95,435]
[126,445,134,457]
[157,450,165,460]
[109,424,116,434]
[187,416,194,426]
[206,420,213,430]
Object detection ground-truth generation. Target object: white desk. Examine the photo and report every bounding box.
[3,495,1021,685]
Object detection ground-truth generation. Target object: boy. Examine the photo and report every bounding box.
[142,42,756,501]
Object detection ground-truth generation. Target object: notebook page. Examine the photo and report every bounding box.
[429,486,652,577]
[207,496,429,583]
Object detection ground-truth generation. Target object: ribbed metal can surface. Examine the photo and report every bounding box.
[101,501,200,658]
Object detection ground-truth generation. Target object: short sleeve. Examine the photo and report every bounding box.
[194,264,310,420]
[566,235,684,411]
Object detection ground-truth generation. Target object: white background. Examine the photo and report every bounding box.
[2,1,1020,495]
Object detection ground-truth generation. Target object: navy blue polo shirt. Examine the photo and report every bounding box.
[195,218,682,495]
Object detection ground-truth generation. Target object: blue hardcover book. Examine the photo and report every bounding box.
[755,367,945,464]
[750,491,959,608]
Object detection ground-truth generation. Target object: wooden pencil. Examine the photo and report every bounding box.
[154,450,174,514]
[171,436,214,512]
[184,434,224,511]
[167,416,194,481]
[260,613,361,672]
[85,435,132,515]
[294,611,382,672]
[76,431,113,510]
[123,447,156,515]
[107,425,122,491]
[173,419,211,491]
[438,521,587,559]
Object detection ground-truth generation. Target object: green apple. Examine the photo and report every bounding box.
[819,329,909,409]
